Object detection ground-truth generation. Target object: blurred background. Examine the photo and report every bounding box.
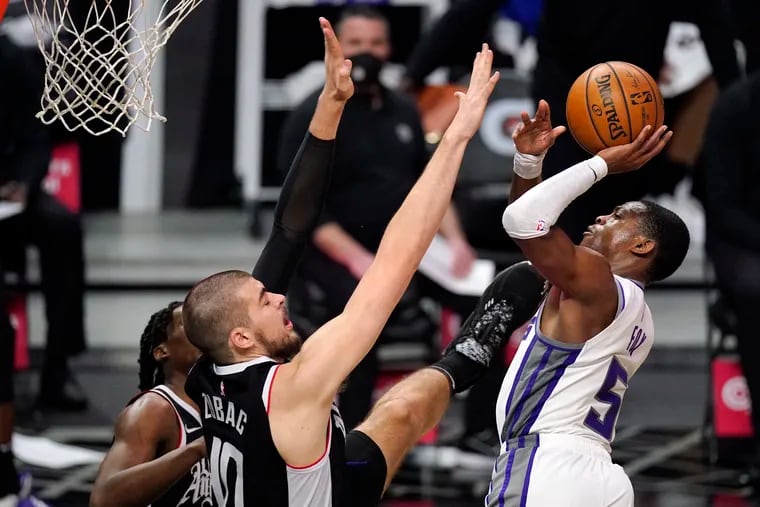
[0,0,759,505]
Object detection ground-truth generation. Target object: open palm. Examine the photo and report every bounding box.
[513,99,566,156]
[446,43,500,141]
[320,17,353,102]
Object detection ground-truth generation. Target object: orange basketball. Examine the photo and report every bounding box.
[566,61,664,154]
[0,0,8,24]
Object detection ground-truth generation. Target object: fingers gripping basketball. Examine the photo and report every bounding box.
[566,61,664,154]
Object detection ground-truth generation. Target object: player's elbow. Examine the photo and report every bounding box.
[502,203,547,240]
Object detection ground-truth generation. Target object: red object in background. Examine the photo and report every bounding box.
[711,494,753,507]
[9,295,28,371]
[712,354,753,438]
[439,307,460,351]
[0,0,8,24]
[505,320,531,364]
[43,142,81,213]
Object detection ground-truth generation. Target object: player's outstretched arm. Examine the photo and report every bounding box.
[90,395,205,507]
[502,125,672,302]
[251,17,352,293]
[268,44,499,466]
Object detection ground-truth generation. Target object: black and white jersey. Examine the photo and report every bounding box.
[127,385,213,507]
[186,356,348,506]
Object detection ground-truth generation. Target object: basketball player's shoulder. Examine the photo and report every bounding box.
[613,275,645,294]
[613,275,648,312]
[117,390,176,437]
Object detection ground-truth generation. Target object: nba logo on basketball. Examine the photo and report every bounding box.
[536,219,546,232]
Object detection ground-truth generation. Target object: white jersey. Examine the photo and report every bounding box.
[495,275,653,452]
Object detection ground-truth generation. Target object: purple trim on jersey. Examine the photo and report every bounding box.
[497,448,517,507]
[506,346,552,439]
[535,335,583,352]
[616,279,626,313]
[502,337,538,425]
[519,349,581,437]
[520,443,539,507]
[485,459,499,506]
[518,435,525,448]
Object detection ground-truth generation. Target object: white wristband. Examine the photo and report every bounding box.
[512,151,545,179]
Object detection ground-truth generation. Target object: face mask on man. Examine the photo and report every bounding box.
[349,52,384,91]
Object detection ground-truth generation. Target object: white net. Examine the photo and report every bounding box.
[22,0,205,136]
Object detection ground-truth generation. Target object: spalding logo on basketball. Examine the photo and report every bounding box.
[722,376,752,412]
[566,61,664,154]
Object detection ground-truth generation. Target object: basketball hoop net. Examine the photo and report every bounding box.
[23,0,204,136]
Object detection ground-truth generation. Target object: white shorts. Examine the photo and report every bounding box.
[485,433,633,507]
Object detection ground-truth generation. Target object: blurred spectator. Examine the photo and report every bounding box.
[0,34,88,412]
[278,5,478,431]
[701,71,760,483]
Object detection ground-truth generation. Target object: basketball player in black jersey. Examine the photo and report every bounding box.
[182,29,548,506]
[89,17,352,507]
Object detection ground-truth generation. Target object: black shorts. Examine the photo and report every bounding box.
[341,429,387,507]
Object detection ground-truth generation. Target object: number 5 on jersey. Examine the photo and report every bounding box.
[583,357,629,441]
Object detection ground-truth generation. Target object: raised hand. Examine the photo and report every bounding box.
[320,17,353,102]
[597,125,673,174]
[513,99,566,156]
[446,43,500,142]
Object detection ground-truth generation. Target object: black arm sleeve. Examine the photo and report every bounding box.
[404,0,506,86]
[703,78,760,250]
[252,132,335,294]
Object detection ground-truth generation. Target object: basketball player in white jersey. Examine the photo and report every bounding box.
[485,101,690,506]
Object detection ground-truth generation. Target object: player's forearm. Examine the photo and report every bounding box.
[503,156,607,239]
[90,445,203,507]
[252,132,335,293]
[313,222,372,267]
[308,94,346,140]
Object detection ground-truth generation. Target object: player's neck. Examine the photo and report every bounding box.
[163,371,197,410]
[230,347,280,364]
[606,250,646,283]
[609,261,646,286]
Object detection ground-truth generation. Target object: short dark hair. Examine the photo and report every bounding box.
[138,301,182,391]
[182,270,253,363]
[335,5,389,35]
[637,200,690,283]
